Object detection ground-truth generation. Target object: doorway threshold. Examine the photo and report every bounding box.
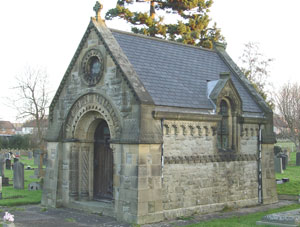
[69,200,115,218]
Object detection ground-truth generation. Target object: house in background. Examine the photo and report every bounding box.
[273,114,289,136]
[21,119,48,135]
[0,121,16,137]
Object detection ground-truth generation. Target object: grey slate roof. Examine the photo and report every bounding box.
[112,30,262,113]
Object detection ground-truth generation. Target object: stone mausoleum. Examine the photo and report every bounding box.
[42,2,278,224]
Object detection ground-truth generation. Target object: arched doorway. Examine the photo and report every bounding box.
[93,120,113,200]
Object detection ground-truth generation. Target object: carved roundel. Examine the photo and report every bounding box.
[81,49,104,86]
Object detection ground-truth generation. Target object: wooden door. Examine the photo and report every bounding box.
[93,121,113,200]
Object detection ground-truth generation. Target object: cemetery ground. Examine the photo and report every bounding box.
[275,141,300,196]
[1,155,42,206]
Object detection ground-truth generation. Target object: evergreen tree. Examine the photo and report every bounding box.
[105,0,224,49]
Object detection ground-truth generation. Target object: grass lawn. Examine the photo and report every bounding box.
[0,155,42,206]
[186,203,300,227]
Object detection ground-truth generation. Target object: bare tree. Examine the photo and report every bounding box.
[239,42,274,108]
[276,82,300,152]
[12,66,50,149]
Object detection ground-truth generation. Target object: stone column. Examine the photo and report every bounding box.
[80,146,90,199]
[69,146,79,199]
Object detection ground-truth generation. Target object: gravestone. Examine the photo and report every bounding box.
[296,152,300,166]
[13,162,24,189]
[0,154,5,177]
[5,159,11,170]
[274,157,283,173]
[28,182,41,191]
[28,151,33,160]
[257,209,300,226]
[281,155,288,170]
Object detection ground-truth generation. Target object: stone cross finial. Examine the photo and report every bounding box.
[93,1,103,21]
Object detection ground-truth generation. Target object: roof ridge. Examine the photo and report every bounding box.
[109,28,216,53]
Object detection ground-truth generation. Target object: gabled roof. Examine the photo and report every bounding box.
[23,119,48,128]
[50,18,267,121]
[0,121,15,130]
[111,29,262,113]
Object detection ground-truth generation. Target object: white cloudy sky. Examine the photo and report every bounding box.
[0,0,300,122]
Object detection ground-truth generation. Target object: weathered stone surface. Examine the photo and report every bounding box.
[296,152,300,166]
[5,159,11,170]
[257,209,300,226]
[274,157,283,173]
[13,161,24,189]
[28,182,41,191]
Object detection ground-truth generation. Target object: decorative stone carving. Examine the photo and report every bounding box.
[80,146,90,199]
[163,154,257,164]
[164,120,216,137]
[81,48,104,86]
[65,93,121,139]
[69,146,79,199]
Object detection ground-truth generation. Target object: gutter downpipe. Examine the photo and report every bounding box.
[258,124,263,204]
[161,118,165,183]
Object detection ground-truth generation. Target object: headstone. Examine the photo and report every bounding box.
[28,182,41,191]
[274,157,283,173]
[257,209,300,226]
[0,154,5,177]
[281,155,287,170]
[5,159,11,170]
[28,151,33,159]
[2,177,9,186]
[34,151,40,165]
[13,162,24,189]
[296,152,300,166]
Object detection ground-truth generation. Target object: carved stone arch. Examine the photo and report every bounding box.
[64,93,122,140]
[215,81,242,116]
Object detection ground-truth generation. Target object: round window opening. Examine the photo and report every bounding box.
[89,57,101,77]
[82,49,104,86]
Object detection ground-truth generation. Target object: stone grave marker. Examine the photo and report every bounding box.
[5,159,11,170]
[274,157,283,173]
[28,151,33,159]
[296,152,300,166]
[0,154,5,177]
[13,162,24,189]
[257,209,300,226]
[28,182,41,191]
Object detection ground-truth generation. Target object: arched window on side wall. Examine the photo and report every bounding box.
[217,100,230,150]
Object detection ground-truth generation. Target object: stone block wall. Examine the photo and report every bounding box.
[162,161,258,219]
[113,143,163,224]
[162,120,259,219]
[261,144,278,204]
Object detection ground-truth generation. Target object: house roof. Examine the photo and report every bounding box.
[112,30,262,113]
[0,121,15,130]
[23,119,48,128]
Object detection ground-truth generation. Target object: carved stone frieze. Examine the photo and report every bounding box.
[163,120,216,137]
[240,124,259,138]
[65,93,122,139]
[164,154,257,164]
